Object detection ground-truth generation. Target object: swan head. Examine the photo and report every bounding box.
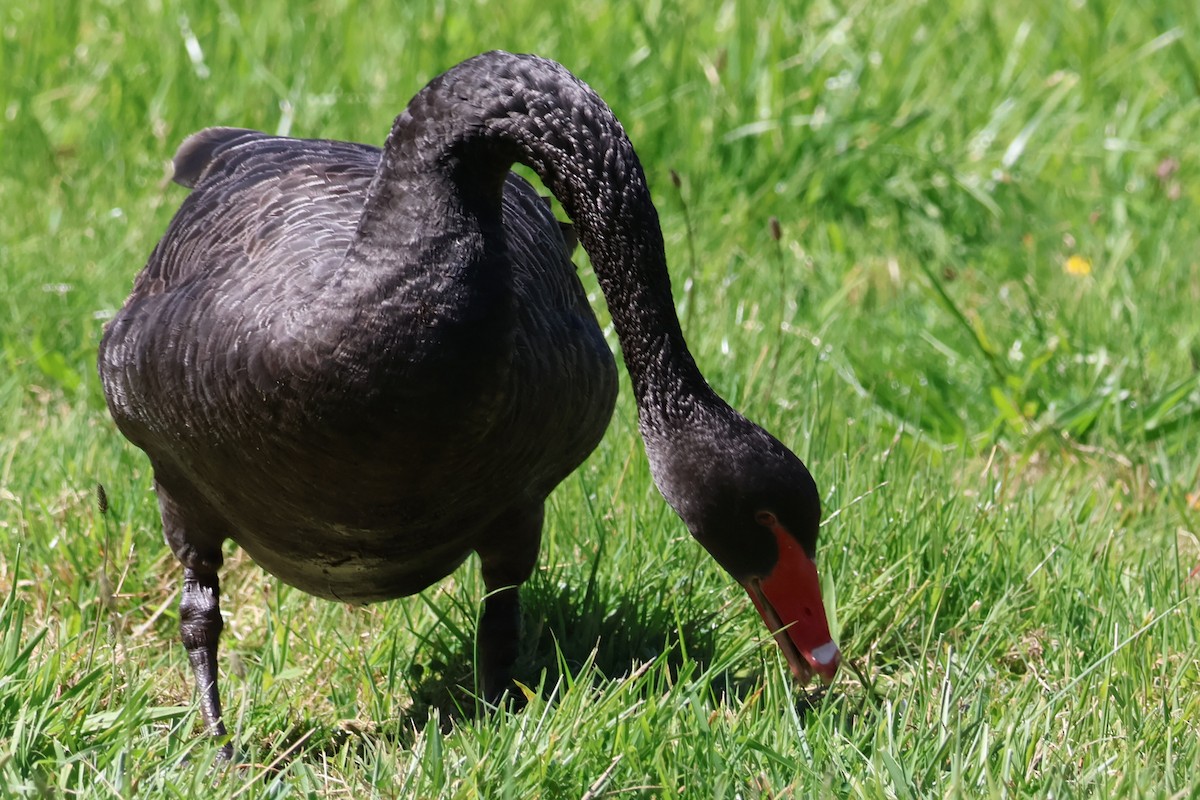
[643,410,841,684]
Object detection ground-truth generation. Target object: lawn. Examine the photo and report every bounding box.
[2,0,1198,797]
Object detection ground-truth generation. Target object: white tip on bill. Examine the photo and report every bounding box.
[810,640,840,666]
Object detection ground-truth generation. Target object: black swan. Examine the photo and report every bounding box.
[99,51,840,756]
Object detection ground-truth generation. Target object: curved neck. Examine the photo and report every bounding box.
[351,51,710,422]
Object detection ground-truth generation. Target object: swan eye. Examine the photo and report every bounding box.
[754,510,777,527]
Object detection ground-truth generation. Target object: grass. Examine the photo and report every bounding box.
[2,0,1199,796]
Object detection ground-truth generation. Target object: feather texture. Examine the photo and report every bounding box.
[97,53,835,755]
[101,124,616,601]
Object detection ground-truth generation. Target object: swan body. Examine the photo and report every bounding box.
[105,131,614,601]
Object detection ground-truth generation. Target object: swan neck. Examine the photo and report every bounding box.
[365,52,709,418]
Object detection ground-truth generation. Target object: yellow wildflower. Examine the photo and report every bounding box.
[1064,254,1092,276]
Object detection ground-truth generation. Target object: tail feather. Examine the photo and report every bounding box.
[172,127,264,188]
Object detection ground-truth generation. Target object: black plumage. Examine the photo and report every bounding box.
[100,52,838,758]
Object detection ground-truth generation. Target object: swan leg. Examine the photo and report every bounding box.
[155,478,233,759]
[475,506,543,703]
[180,567,233,760]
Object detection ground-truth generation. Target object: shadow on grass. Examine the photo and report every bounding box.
[236,576,727,764]
[243,571,847,767]
[390,570,733,736]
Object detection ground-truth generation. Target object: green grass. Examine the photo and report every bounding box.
[2,0,1199,796]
